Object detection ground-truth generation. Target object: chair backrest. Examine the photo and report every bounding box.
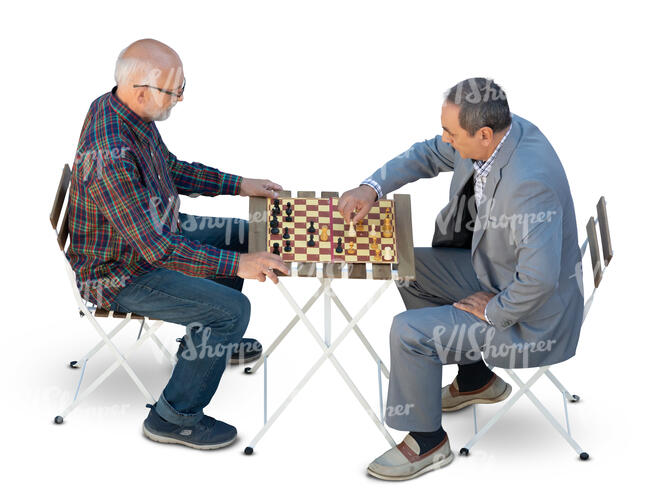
[584,196,613,289]
[581,196,613,322]
[50,164,71,251]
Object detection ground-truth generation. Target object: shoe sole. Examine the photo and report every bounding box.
[367,452,455,481]
[229,353,262,365]
[142,424,237,450]
[442,383,512,412]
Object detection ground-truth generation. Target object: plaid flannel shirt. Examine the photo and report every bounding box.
[66,87,242,310]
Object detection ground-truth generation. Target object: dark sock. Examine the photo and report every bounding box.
[456,360,494,392]
[409,426,447,453]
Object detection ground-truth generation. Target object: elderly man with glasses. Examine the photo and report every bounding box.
[66,38,289,450]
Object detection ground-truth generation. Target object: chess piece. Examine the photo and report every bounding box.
[285,202,293,222]
[348,224,356,238]
[355,220,365,233]
[272,242,281,255]
[284,240,292,252]
[372,248,381,261]
[381,217,393,238]
[308,221,316,234]
[382,246,394,261]
[347,241,356,255]
[370,236,378,250]
[319,225,329,241]
[335,237,344,253]
[369,224,379,239]
[307,234,316,247]
[272,200,282,216]
[270,215,280,234]
[282,227,290,240]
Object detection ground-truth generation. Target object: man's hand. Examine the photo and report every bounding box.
[338,185,378,225]
[236,252,289,284]
[240,178,283,198]
[453,291,496,322]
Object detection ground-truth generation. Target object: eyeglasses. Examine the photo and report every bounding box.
[133,78,186,98]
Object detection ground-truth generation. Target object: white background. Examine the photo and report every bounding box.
[1,0,646,500]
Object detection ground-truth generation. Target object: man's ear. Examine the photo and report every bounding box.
[136,89,147,104]
[479,126,493,146]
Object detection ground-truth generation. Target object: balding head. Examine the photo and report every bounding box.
[114,39,184,122]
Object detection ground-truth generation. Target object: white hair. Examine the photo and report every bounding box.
[114,48,162,86]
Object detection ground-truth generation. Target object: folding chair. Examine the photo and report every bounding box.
[458,196,613,461]
[50,164,177,425]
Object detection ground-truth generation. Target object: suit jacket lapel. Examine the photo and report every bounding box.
[471,119,523,257]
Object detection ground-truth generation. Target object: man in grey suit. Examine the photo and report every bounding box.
[338,78,583,481]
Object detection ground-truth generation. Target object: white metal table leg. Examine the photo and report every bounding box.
[327,284,390,378]
[246,283,325,374]
[323,279,332,347]
[246,280,395,453]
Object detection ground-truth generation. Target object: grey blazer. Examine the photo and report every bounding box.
[367,114,584,368]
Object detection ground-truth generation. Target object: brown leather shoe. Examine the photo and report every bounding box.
[441,374,511,412]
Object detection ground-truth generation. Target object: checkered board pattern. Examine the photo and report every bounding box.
[267,197,398,264]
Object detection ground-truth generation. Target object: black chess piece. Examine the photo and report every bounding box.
[307,221,316,233]
[272,242,281,255]
[284,240,292,252]
[270,215,280,234]
[307,234,316,247]
[282,227,290,240]
[272,199,282,216]
[335,237,343,253]
[285,202,293,222]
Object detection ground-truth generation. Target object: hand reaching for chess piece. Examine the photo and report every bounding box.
[237,252,289,284]
[338,185,378,225]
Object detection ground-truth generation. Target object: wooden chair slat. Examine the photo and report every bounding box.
[57,204,70,251]
[597,196,613,266]
[586,216,603,288]
[50,164,71,229]
[297,191,316,198]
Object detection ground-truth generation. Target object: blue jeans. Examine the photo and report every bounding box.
[112,213,250,426]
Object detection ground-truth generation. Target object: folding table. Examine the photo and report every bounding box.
[243,190,415,454]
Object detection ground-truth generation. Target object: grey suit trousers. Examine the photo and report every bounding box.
[386,247,495,432]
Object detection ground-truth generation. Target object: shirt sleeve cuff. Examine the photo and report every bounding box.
[484,305,492,325]
[360,178,383,199]
[221,173,243,196]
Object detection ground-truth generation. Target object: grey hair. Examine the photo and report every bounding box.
[114,48,161,86]
[444,78,511,135]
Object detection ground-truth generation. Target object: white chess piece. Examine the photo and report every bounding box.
[348,223,357,238]
[382,246,393,261]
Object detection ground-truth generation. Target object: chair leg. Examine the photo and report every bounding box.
[54,321,163,424]
[545,369,580,402]
[460,367,547,455]
[506,369,589,460]
[68,319,128,368]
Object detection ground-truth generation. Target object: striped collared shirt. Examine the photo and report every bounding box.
[66,87,242,309]
[472,125,511,205]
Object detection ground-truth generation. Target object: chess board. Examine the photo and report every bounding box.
[267,197,399,264]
